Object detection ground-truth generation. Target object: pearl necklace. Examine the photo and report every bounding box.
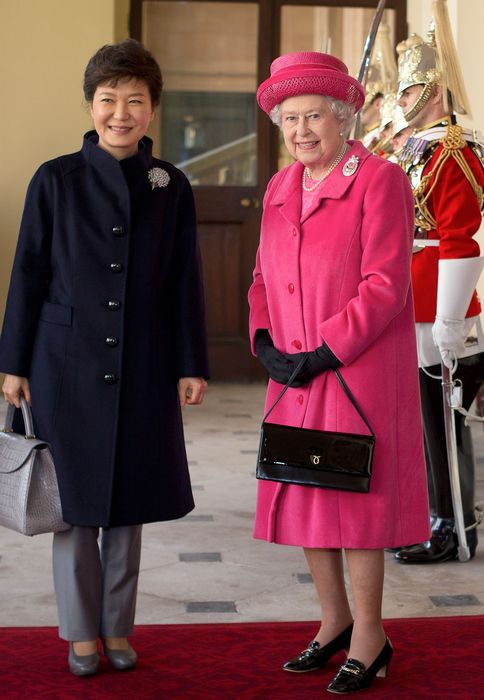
[302,143,349,192]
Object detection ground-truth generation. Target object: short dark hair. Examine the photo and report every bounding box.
[370,92,384,105]
[83,39,162,106]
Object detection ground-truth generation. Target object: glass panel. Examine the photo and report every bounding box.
[278,6,396,170]
[143,1,258,186]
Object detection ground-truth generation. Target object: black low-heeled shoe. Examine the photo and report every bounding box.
[394,518,477,564]
[283,623,353,673]
[326,638,393,694]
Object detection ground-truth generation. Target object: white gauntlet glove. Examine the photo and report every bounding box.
[434,257,484,369]
[432,317,467,368]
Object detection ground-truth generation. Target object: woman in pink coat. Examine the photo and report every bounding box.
[249,52,430,695]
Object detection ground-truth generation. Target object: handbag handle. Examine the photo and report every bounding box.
[3,397,36,439]
[263,356,375,437]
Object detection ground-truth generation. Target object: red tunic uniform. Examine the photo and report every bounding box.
[399,120,484,322]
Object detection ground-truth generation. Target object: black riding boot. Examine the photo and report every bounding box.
[395,355,483,564]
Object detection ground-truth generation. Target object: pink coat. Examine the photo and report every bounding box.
[248,141,430,548]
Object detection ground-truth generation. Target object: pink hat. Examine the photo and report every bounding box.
[257,51,365,115]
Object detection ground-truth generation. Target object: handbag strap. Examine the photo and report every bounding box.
[332,369,374,437]
[263,356,307,422]
[3,398,36,439]
[262,357,375,437]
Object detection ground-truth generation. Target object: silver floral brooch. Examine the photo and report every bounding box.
[342,155,359,177]
[148,167,170,189]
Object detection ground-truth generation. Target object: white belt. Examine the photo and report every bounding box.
[413,239,440,247]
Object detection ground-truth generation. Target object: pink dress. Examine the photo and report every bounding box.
[248,140,430,549]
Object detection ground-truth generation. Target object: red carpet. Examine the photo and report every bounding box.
[0,617,482,699]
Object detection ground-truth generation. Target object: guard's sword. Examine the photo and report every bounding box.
[441,363,470,561]
[353,0,387,139]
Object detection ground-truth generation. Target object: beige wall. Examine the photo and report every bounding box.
[279,6,397,78]
[0,0,129,332]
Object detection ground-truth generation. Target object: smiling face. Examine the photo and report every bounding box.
[279,94,344,178]
[89,77,155,160]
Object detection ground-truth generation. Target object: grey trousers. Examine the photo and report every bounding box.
[52,525,142,641]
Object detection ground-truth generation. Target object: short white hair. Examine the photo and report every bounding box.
[270,96,356,134]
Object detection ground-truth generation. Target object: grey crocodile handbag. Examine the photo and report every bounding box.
[0,399,70,535]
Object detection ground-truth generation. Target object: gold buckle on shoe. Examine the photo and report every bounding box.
[341,662,363,677]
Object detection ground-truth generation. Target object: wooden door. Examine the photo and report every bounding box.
[131,0,407,380]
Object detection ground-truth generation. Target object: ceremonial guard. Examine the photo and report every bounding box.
[394,0,484,563]
[372,92,400,158]
[360,67,384,150]
[388,109,412,162]
[360,23,397,154]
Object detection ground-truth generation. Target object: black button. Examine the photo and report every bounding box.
[103,373,118,384]
[107,300,121,310]
[110,263,123,273]
[112,226,125,237]
[105,337,118,347]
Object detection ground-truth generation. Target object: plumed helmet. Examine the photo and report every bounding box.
[397,0,471,118]
[365,24,398,107]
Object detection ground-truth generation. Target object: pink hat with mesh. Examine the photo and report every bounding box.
[257,51,365,115]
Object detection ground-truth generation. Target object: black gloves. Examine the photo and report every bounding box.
[255,330,296,385]
[254,330,341,386]
[288,343,341,384]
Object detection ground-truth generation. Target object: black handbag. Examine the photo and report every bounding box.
[256,358,375,493]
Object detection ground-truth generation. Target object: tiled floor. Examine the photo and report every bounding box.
[0,383,483,629]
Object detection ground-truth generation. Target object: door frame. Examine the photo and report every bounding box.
[130,0,407,184]
[130,0,408,379]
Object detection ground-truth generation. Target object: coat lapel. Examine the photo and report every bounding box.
[268,142,373,227]
[301,141,372,222]
[271,160,304,229]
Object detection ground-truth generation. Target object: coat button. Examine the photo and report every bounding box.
[110,263,123,273]
[107,300,121,310]
[112,226,125,237]
[292,228,298,237]
[105,337,118,347]
[288,283,295,294]
[292,339,302,350]
[297,394,304,405]
[104,373,118,384]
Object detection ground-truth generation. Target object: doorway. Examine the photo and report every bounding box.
[131,0,407,379]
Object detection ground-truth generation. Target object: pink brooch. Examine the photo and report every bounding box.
[148,167,170,189]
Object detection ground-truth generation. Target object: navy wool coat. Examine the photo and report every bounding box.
[0,132,209,527]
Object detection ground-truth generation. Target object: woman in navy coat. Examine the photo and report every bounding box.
[0,39,208,675]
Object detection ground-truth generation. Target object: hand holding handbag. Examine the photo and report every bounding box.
[257,357,375,493]
[0,398,70,535]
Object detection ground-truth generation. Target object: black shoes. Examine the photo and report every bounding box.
[326,638,393,694]
[394,518,477,564]
[283,623,353,673]
[284,627,393,694]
